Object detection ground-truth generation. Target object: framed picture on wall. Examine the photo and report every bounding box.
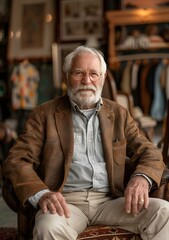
[52,42,81,94]
[60,0,103,41]
[7,0,55,60]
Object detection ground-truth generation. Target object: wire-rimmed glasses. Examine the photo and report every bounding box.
[69,70,102,82]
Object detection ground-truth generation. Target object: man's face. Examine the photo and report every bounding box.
[66,53,105,109]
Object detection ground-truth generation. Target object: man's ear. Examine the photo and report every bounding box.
[102,71,107,85]
[104,71,108,79]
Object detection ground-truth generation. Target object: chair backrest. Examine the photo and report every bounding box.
[102,70,134,117]
[102,70,117,101]
[116,91,135,118]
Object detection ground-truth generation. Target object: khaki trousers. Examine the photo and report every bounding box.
[33,191,169,240]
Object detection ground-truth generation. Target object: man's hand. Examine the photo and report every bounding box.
[124,176,149,216]
[38,191,70,217]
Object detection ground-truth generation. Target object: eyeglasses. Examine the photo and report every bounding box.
[69,70,102,82]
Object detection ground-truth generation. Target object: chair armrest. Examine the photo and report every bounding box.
[150,168,169,201]
[160,168,169,185]
[2,179,20,213]
[2,179,36,239]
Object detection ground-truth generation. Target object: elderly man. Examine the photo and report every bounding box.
[2,46,169,240]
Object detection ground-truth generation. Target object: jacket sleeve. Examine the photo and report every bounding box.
[2,108,49,206]
[124,109,164,187]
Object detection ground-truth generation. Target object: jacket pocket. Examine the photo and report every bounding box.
[113,139,126,165]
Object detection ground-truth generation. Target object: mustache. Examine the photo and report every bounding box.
[73,85,97,92]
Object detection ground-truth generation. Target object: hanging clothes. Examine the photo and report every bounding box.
[120,61,133,94]
[111,57,168,121]
[150,62,166,121]
[10,59,40,135]
[132,61,144,108]
[10,59,40,110]
[165,64,169,100]
[139,60,152,114]
[131,60,140,90]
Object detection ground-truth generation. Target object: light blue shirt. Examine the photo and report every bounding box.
[63,99,110,192]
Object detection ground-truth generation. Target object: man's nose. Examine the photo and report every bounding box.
[81,73,92,84]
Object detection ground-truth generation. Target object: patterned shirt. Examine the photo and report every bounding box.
[10,60,39,110]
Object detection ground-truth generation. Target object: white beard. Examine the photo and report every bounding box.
[68,85,102,109]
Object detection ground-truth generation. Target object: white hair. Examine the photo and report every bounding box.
[63,46,107,77]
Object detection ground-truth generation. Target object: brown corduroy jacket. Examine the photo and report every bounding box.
[2,95,164,206]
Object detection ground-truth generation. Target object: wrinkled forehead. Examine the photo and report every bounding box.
[71,52,101,69]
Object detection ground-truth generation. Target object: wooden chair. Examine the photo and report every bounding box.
[102,70,157,141]
[2,77,169,240]
[0,123,17,184]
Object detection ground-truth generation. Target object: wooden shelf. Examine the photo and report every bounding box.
[106,8,169,26]
[105,7,169,68]
[109,53,169,64]
[116,44,169,51]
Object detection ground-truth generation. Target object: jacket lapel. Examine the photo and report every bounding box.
[99,102,115,192]
[54,97,74,171]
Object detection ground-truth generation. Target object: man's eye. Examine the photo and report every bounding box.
[76,71,83,76]
[91,72,99,77]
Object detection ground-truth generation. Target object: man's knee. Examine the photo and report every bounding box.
[149,198,169,212]
[33,213,61,237]
[140,198,169,239]
[147,198,169,224]
[33,212,77,240]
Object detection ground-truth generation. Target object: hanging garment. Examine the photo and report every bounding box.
[131,61,140,91]
[139,61,152,114]
[10,60,40,110]
[120,61,133,94]
[150,62,166,121]
[165,64,169,100]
